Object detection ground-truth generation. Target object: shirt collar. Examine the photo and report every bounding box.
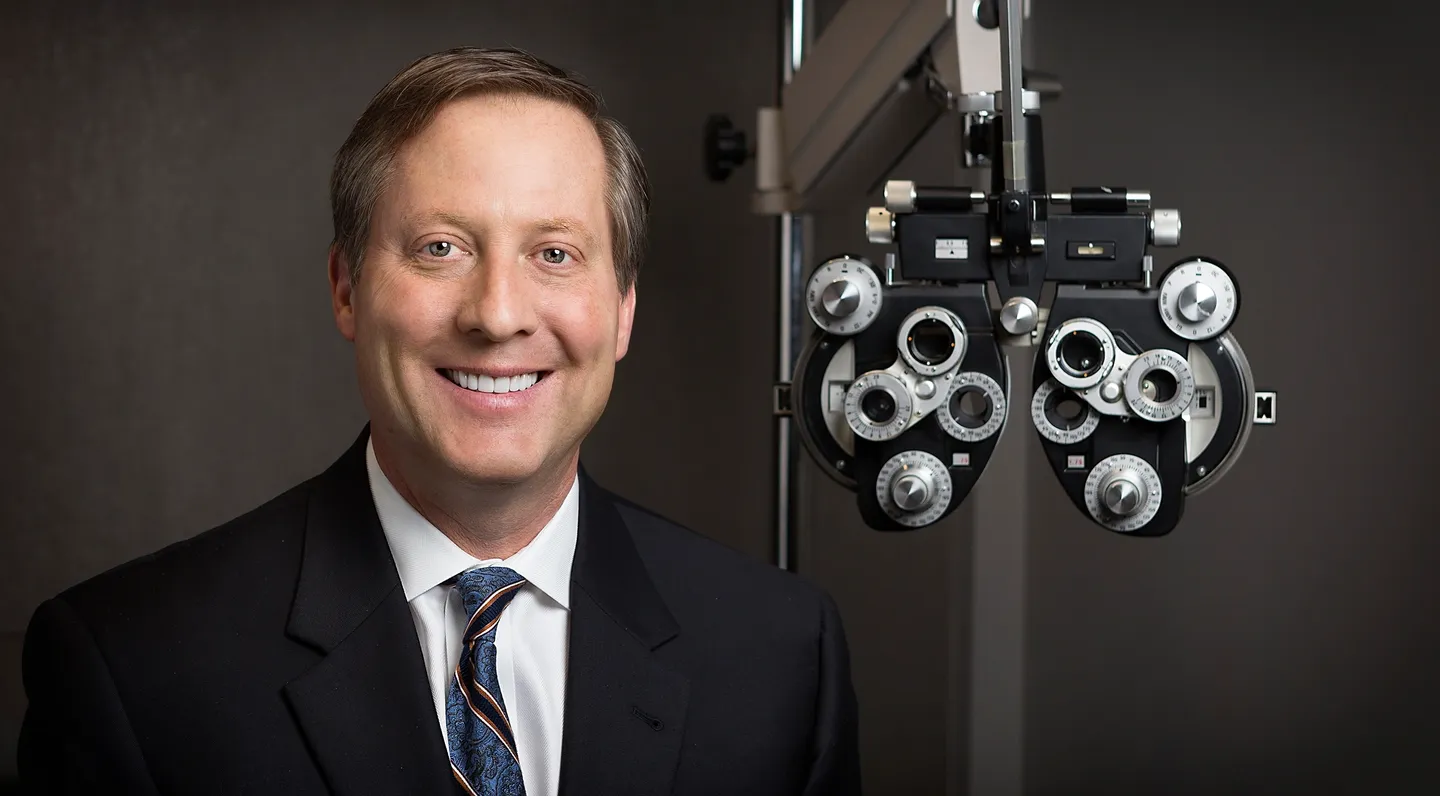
[365,437,578,610]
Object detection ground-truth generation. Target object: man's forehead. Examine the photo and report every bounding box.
[424,92,600,143]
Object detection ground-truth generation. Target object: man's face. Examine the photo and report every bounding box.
[329,93,635,487]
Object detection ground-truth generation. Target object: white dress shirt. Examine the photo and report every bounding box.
[365,439,576,796]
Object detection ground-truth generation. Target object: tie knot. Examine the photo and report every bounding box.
[454,566,527,644]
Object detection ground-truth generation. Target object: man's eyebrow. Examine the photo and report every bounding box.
[532,217,598,249]
[405,210,473,229]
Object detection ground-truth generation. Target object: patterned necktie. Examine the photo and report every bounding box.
[446,566,529,796]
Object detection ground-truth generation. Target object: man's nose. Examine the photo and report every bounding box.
[454,254,539,342]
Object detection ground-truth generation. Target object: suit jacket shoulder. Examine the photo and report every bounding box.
[54,478,314,642]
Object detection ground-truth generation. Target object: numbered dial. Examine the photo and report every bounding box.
[844,371,914,441]
[806,256,884,335]
[1084,454,1164,532]
[1045,318,1116,390]
[1124,348,1195,422]
[1158,258,1239,340]
[876,450,954,528]
[1031,379,1100,444]
[939,372,1007,442]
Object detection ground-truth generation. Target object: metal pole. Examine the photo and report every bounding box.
[998,0,1028,194]
[963,351,1031,796]
[776,0,809,573]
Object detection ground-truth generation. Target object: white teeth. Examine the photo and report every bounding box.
[445,369,541,394]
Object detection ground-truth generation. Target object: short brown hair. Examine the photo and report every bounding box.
[329,47,649,293]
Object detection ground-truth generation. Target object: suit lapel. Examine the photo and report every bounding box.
[559,472,689,796]
[281,430,461,796]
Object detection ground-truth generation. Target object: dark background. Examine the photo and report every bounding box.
[2,0,1437,793]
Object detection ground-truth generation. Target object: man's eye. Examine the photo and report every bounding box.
[541,248,570,265]
[424,241,454,258]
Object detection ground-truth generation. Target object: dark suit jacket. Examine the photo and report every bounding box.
[17,430,862,795]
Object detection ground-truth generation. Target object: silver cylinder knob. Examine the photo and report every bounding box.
[1150,209,1181,247]
[999,296,1038,335]
[1100,469,1148,516]
[1100,381,1122,402]
[891,470,935,512]
[866,207,894,244]
[884,180,917,213]
[1177,281,1217,323]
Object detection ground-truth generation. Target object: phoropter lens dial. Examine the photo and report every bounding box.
[1123,348,1195,422]
[897,306,968,377]
[1031,379,1100,444]
[843,371,914,441]
[1045,318,1116,390]
[805,256,884,335]
[938,372,1007,442]
[1157,257,1239,341]
[875,450,954,528]
[1084,454,1164,532]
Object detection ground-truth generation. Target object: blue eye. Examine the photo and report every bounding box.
[541,248,570,264]
[425,241,453,258]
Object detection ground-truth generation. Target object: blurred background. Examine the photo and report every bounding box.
[2,0,1438,793]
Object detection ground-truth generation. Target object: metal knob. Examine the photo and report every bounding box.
[821,279,861,318]
[1149,209,1181,247]
[885,180,917,213]
[891,470,935,512]
[866,207,894,244]
[1100,381,1122,402]
[1177,281,1217,323]
[999,296,1038,335]
[1100,469,1148,516]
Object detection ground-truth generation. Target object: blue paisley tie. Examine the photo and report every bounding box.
[447,566,528,796]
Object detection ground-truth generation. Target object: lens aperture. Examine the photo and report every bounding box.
[1045,389,1089,431]
[860,388,898,424]
[1059,331,1103,376]
[1141,369,1178,403]
[949,387,991,429]
[908,319,955,366]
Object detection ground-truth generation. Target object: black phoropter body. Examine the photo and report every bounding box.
[784,0,1265,536]
[705,0,1272,538]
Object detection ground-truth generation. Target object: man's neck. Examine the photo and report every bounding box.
[371,435,576,562]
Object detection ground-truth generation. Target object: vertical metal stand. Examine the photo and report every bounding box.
[775,0,811,573]
[958,346,1031,796]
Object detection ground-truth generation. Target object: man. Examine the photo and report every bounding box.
[17,47,862,795]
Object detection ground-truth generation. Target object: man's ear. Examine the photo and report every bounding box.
[328,246,357,342]
[615,281,637,361]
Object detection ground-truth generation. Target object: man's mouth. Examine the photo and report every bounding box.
[439,369,548,394]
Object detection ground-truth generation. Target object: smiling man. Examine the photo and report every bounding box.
[17,47,862,796]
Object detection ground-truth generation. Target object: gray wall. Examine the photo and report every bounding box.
[4,0,1439,794]
[1020,2,1440,793]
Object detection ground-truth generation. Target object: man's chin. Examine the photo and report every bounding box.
[433,440,553,487]
[448,461,544,487]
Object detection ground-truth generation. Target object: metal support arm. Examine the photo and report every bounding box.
[754,0,1038,215]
